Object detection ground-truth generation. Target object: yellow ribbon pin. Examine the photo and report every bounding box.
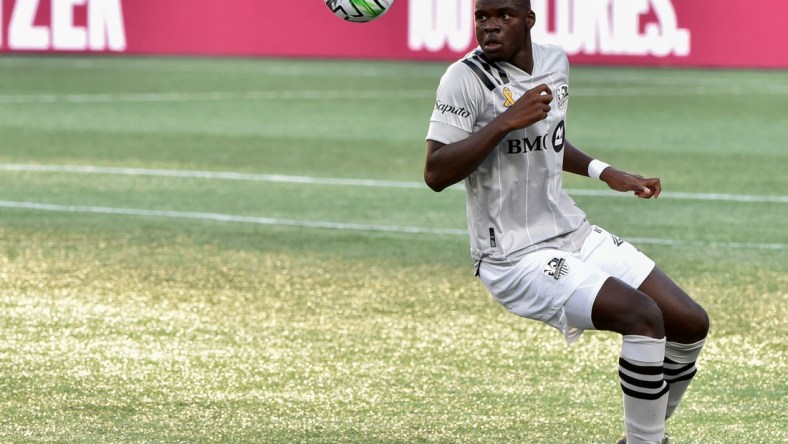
[503,87,515,108]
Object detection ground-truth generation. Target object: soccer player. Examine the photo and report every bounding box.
[423,1,709,443]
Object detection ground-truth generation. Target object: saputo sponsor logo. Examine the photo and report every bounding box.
[408,0,690,57]
[1,0,126,51]
[434,100,471,118]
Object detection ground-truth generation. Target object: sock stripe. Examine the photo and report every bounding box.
[620,382,670,400]
[619,370,666,389]
[664,361,696,376]
[666,368,697,383]
[619,356,668,400]
[619,357,664,375]
[664,341,706,420]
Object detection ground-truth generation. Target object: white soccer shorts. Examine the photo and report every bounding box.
[478,226,656,344]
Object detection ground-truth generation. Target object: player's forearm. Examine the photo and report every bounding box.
[562,140,595,176]
[424,120,513,192]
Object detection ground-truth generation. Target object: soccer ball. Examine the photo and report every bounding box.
[324,0,395,23]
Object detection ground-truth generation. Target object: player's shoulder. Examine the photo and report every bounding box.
[533,41,570,71]
[533,41,568,58]
[437,49,491,93]
[445,48,515,93]
[442,50,485,80]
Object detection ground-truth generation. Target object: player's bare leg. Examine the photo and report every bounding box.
[592,278,669,444]
[595,268,709,443]
[638,267,709,420]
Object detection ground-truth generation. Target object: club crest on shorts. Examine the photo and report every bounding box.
[543,257,570,280]
[556,84,569,111]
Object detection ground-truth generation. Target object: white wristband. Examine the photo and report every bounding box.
[588,159,610,180]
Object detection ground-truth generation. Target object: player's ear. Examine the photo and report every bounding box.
[526,10,536,30]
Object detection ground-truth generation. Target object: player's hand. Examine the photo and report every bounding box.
[600,168,661,199]
[505,84,553,129]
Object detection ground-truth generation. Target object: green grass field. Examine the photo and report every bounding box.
[0,55,786,443]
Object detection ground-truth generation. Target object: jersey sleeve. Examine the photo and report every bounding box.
[426,62,486,145]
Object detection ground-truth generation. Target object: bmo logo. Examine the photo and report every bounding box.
[408,0,690,57]
[1,0,126,51]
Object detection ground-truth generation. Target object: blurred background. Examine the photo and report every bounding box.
[1,1,786,443]
[2,0,787,68]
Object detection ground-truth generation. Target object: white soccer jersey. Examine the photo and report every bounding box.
[427,42,592,268]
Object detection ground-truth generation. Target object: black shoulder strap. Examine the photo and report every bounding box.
[461,58,498,91]
[461,50,511,91]
[475,50,511,85]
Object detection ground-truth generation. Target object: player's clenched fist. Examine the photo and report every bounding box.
[503,84,553,130]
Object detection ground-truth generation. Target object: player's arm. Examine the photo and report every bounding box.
[425,84,553,192]
[563,139,661,199]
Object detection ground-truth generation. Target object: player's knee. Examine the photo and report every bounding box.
[687,303,710,340]
[624,294,665,339]
[593,280,665,338]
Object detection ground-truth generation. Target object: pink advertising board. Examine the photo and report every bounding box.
[1,0,786,68]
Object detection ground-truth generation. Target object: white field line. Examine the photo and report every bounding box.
[0,200,466,236]
[0,200,785,251]
[2,163,786,204]
[2,84,788,104]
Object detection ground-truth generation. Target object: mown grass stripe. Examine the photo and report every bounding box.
[0,200,784,251]
[0,200,467,236]
[0,90,434,104]
[2,163,785,204]
[1,85,787,104]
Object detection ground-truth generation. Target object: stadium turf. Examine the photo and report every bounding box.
[0,56,785,443]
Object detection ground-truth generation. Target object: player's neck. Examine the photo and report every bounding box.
[508,53,534,74]
[508,38,534,74]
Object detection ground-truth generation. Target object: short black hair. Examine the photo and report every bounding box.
[477,0,531,9]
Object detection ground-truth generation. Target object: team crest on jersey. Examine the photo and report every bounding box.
[543,257,570,280]
[556,84,569,111]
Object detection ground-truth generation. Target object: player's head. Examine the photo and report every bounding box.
[474,0,536,62]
